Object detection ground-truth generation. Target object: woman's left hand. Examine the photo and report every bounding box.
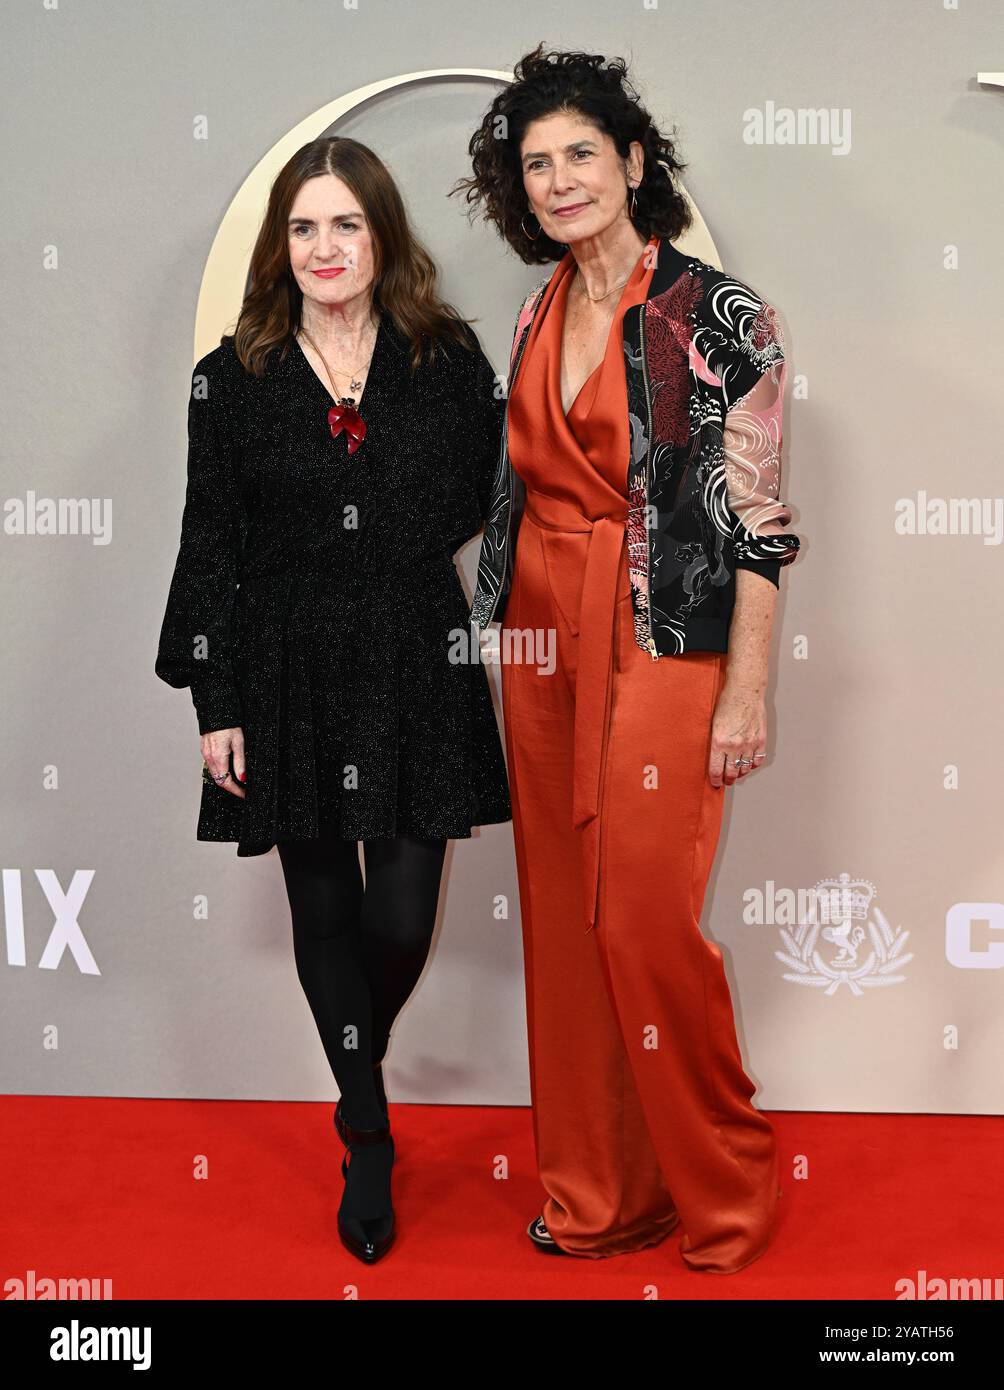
[708,680,767,788]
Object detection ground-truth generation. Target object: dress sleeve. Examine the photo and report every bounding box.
[155,356,246,735]
[458,329,505,522]
[722,305,799,588]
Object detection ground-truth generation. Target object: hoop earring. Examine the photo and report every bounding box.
[628,183,638,218]
[521,211,541,241]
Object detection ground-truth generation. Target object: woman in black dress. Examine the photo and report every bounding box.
[155,137,511,1265]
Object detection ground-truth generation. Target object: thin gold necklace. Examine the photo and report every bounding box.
[298,322,376,402]
[572,268,633,304]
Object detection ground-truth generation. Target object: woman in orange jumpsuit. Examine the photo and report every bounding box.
[500,225,781,1273]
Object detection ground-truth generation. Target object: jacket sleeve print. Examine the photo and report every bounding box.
[469,279,547,631]
[722,302,799,587]
[155,357,246,735]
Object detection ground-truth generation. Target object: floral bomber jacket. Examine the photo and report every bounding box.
[469,234,801,657]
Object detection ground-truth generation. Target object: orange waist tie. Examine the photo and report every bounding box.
[523,494,628,933]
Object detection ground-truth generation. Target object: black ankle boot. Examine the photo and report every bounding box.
[335,1109,395,1264]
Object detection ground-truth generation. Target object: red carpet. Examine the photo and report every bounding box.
[2,1097,1000,1300]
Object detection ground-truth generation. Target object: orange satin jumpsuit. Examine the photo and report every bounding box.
[501,236,781,1272]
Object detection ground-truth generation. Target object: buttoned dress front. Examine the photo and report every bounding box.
[501,237,780,1271]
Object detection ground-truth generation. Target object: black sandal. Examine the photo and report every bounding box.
[335,1062,388,1144]
[335,1109,396,1264]
[527,1215,568,1255]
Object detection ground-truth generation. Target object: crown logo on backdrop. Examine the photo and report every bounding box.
[813,872,877,923]
[775,871,912,997]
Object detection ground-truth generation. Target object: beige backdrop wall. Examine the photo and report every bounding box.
[3,0,1002,1113]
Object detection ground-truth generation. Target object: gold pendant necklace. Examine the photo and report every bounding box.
[298,324,375,402]
[297,324,374,455]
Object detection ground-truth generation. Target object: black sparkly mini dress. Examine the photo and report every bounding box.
[155,311,512,855]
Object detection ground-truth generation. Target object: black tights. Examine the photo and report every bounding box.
[277,829,447,1132]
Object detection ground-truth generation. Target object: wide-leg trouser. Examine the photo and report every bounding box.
[500,506,780,1271]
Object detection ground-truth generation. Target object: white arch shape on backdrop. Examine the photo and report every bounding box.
[194,66,719,363]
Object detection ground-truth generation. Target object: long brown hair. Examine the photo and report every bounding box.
[231,137,477,376]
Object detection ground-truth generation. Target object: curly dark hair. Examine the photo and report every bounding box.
[450,43,693,265]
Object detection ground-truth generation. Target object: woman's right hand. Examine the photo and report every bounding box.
[201,727,246,799]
